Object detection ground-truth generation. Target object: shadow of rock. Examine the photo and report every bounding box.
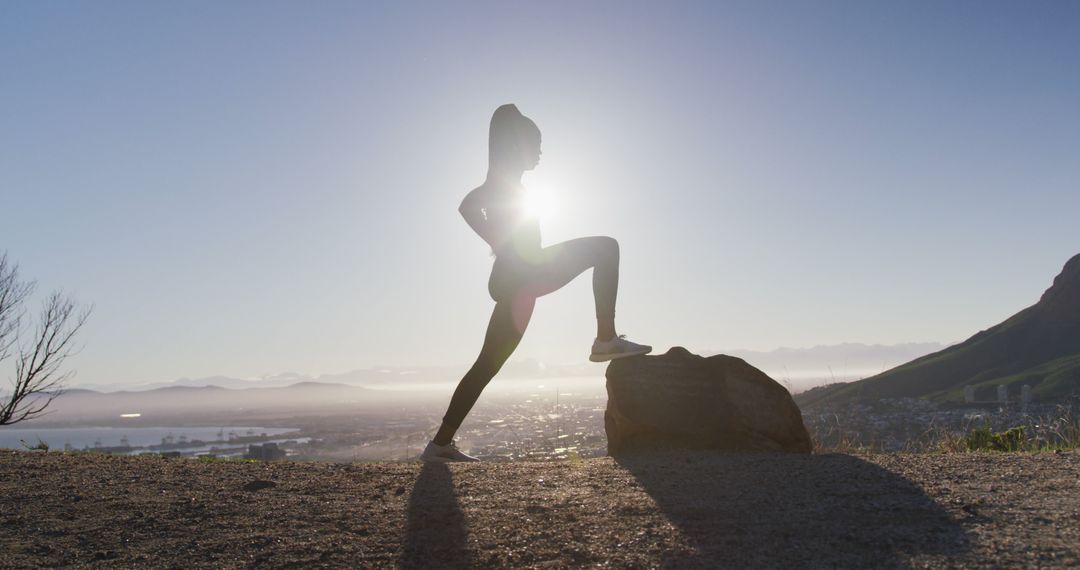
[616,452,970,568]
[399,463,472,569]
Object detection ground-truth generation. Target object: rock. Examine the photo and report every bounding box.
[1036,252,1080,321]
[604,347,812,454]
[241,479,276,492]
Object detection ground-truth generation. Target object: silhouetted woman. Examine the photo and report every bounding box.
[422,104,651,462]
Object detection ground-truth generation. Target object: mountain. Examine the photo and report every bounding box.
[704,342,949,391]
[23,381,435,426]
[798,253,1080,406]
[71,368,462,393]
[72,344,953,396]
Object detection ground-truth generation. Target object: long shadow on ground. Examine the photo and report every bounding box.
[617,452,971,568]
[399,462,472,569]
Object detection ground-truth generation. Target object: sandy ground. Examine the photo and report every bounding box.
[0,450,1077,569]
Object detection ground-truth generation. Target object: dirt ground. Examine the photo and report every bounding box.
[0,450,1077,568]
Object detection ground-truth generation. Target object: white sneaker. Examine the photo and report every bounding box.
[590,334,652,362]
[420,441,480,463]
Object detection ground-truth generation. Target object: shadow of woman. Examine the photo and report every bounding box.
[615,452,971,568]
[399,462,472,569]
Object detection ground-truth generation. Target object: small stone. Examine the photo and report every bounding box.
[242,480,276,492]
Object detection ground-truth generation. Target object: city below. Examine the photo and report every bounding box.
[5,383,1075,460]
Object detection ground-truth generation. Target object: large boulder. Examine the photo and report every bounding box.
[605,347,812,454]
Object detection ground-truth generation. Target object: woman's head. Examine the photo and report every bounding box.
[489,104,541,174]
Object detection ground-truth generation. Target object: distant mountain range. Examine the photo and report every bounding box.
[71,343,950,395]
[799,253,1080,407]
[31,381,431,426]
[710,343,949,391]
[72,368,470,393]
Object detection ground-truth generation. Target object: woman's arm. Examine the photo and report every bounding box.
[458,189,491,241]
[460,186,524,255]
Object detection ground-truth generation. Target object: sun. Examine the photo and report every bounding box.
[523,185,558,219]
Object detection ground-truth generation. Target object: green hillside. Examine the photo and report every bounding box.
[798,253,1080,406]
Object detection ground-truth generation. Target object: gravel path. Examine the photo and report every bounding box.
[0,450,1077,568]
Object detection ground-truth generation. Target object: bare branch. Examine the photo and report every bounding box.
[0,253,35,365]
[0,252,90,425]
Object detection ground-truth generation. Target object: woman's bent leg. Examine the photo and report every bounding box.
[531,236,620,339]
[433,299,535,445]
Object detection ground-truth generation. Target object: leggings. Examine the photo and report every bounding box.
[440,236,619,430]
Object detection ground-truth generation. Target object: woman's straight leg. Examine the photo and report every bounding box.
[432,236,618,445]
[433,298,535,445]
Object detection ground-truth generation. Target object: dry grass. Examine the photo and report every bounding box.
[809,402,1080,454]
[935,404,1080,453]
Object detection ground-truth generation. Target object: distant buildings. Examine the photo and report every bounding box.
[245,442,286,461]
[964,383,1034,407]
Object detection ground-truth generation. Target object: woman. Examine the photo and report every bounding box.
[421,104,651,462]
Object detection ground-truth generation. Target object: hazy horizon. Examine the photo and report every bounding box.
[4,2,1078,387]
[65,340,950,395]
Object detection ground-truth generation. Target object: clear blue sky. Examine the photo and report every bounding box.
[2,1,1078,385]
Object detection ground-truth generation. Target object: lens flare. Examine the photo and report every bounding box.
[523,186,557,219]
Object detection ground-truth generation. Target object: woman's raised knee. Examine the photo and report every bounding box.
[595,236,619,259]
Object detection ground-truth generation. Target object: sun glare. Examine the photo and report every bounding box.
[524,185,557,219]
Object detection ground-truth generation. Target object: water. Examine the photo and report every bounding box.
[0,426,299,452]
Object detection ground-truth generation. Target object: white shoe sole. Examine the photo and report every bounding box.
[589,348,651,362]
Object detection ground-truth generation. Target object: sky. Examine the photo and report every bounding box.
[2,1,1078,386]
